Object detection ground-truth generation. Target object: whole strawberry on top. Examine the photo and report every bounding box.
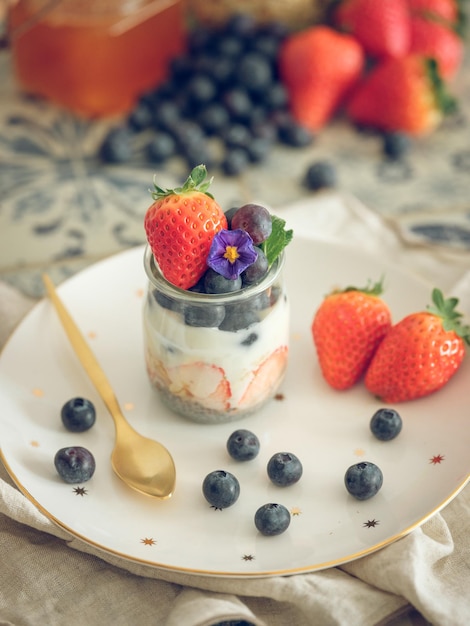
[312,279,392,390]
[144,165,227,290]
[365,288,470,402]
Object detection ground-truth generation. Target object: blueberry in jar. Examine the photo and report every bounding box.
[54,446,96,484]
[61,397,96,432]
[344,461,383,500]
[255,503,291,536]
[226,429,260,461]
[202,470,240,509]
[231,204,272,244]
[267,452,303,487]
[370,408,403,441]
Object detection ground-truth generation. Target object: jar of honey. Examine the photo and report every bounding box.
[8,0,187,118]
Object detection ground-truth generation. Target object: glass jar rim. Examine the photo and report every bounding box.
[143,245,285,305]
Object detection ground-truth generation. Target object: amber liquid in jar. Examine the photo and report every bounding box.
[9,0,186,118]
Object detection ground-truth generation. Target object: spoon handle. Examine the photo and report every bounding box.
[42,274,128,429]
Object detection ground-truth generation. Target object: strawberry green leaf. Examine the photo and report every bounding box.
[151,164,214,200]
[261,215,293,266]
[427,288,470,344]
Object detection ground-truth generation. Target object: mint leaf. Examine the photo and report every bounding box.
[261,215,293,266]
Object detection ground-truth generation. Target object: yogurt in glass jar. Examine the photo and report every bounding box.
[143,247,289,423]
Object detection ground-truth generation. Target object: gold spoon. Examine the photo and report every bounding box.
[42,274,176,500]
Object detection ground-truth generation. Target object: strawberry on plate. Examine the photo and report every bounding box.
[144,165,227,290]
[311,279,392,390]
[345,55,457,134]
[409,15,464,79]
[278,26,364,131]
[333,0,411,59]
[365,288,470,402]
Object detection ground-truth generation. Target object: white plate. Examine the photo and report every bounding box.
[1,238,469,578]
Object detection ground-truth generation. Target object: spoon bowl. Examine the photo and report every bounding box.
[42,274,176,499]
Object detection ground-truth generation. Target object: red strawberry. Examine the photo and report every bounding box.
[345,55,457,135]
[365,288,470,402]
[311,280,392,390]
[409,15,464,79]
[144,165,227,290]
[278,26,364,131]
[333,0,411,59]
[407,0,460,25]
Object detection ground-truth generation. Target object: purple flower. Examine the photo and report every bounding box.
[208,229,258,280]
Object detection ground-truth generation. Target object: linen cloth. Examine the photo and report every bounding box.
[1,192,469,626]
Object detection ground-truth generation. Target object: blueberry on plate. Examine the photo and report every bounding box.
[61,397,96,432]
[202,470,240,509]
[227,429,260,461]
[344,461,383,500]
[383,132,411,160]
[370,408,403,441]
[255,503,291,536]
[54,446,96,484]
[267,452,303,487]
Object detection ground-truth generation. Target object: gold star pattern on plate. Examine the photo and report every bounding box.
[430,454,445,464]
[32,388,44,397]
[124,402,134,411]
[291,507,302,516]
[242,554,255,561]
[141,538,157,546]
[363,519,380,528]
[30,440,40,448]
[87,330,97,339]
[274,393,285,401]
[354,448,365,457]
[73,486,88,496]
[136,288,144,298]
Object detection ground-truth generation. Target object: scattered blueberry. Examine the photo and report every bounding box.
[304,161,337,191]
[254,503,291,536]
[54,446,96,484]
[231,204,272,244]
[61,397,96,432]
[383,132,411,160]
[226,429,260,461]
[267,452,303,487]
[202,470,240,509]
[344,461,383,500]
[370,408,403,441]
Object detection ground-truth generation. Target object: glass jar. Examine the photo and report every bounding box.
[143,246,289,424]
[8,0,186,118]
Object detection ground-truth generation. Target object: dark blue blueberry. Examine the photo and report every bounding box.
[198,103,230,135]
[186,73,217,108]
[304,160,337,191]
[344,462,383,500]
[241,247,269,285]
[54,447,96,484]
[146,131,176,163]
[383,132,411,160]
[202,470,240,509]
[221,148,250,176]
[127,100,153,130]
[254,503,291,536]
[183,303,225,327]
[267,452,303,487]
[277,117,314,147]
[61,397,96,432]
[222,124,252,150]
[224,12,256,38]
[236,52,273,94]
[370,408,403,441]
[152,289,181,313]
[241,332,258,346]
[218,302,259,331]
[224,206,239,228]
[204,269,242,294]
[99,127,133,163]
[231,204,272,244]
[226,429,260,461]
[222,88,253,122]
